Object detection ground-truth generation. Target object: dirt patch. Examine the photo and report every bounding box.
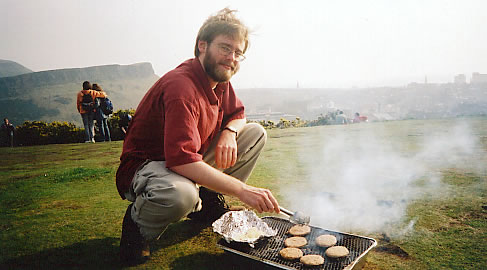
[461,209,487,220]
[41,200,85,210]
[100,160,119,167]
[375,243,410,258]
[375,233,410,258]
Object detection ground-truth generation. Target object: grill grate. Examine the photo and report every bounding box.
[217,217,377,270]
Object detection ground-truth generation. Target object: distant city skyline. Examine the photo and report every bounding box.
[1,0,486,88]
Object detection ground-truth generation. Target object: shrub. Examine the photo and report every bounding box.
[15,121,85,146]
[12,109,136,146]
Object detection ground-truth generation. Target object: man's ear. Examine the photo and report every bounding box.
[198,40,207,55]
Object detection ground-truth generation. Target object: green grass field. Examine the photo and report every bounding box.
[1,117,486,269]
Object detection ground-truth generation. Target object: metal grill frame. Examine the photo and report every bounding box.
[217,217,377,270]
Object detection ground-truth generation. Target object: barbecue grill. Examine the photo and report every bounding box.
[217,217,377,270]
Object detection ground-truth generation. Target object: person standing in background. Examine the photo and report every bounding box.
[353,112,361,123]
[335,110,349,125]
[119,112,132,139]
[76,81,107,143]
[92,83,111,142]
[1,118,15,147]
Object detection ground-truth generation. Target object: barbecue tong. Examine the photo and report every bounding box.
[279,206,310,225]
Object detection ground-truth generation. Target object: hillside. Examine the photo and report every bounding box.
[0,59,33,78]
[0,63,159,125]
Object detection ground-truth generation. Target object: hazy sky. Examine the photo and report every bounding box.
[1,0,485,88]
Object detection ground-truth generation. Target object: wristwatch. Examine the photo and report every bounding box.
[224,126,238,137]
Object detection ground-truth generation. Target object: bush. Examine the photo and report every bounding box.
[11,109,347,146]
[16,121,85,146]
[12,109,135,146]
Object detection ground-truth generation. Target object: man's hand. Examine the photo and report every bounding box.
[237,185,280,214]
[171,161,280,214]
[215,130,237,169]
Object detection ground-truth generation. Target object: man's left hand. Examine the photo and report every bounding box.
[215,130,237,169]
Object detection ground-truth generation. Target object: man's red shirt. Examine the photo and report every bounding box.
[116,58,245,198]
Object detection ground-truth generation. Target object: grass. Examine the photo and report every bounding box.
[399,169,486,269]
[0,117,486,269]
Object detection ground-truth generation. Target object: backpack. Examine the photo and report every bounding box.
[81,92,94,111]
[100,97,114,115]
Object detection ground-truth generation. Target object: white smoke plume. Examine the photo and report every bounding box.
[281,120,484,236]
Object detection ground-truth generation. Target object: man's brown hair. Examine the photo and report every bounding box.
[194,8,249,57]
[82,81,92,90]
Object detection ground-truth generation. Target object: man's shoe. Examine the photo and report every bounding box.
[187,187,232,224]
[120,204,150,266]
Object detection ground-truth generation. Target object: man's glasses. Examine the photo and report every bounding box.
[215,43,246,62]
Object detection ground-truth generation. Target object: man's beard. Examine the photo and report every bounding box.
[203,49,239,83]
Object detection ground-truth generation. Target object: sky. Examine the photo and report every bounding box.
[1,0,486,88]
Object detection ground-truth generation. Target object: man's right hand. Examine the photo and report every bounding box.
[171,161,280,214]
[237,185,280,213]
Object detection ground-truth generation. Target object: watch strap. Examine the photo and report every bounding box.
[224,126,238,137]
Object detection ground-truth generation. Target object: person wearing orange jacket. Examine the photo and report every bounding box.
[77,81,107,143]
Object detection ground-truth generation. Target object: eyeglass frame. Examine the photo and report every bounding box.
[212,42,246,62]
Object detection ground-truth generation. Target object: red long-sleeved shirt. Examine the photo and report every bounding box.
[115,58,245,198]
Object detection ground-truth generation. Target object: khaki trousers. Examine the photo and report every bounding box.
[125,123,267,240]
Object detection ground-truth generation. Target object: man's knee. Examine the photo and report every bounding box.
[165,180,200,219]
[138,179,199,221]
[242,123,267,144]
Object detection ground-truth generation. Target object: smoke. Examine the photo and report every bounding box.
[281,120,484,236]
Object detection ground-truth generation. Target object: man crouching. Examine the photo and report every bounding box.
[116,8,280,265]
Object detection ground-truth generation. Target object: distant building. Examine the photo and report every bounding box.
[454,74,466,84]
[471,72,487,84]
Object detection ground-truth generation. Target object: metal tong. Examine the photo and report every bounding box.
[279,206,310,225]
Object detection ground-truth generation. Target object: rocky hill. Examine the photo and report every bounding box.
[0,59,33,78]
[0,62,159,126]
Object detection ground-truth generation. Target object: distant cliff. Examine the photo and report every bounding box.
[0,62,159,126]
[0,59,33,78]
[0,62,155,97]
